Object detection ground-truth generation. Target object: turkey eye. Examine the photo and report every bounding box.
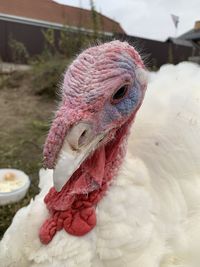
[111,85,128,104]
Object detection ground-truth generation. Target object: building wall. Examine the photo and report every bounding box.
[117,34,195,68]
[0,19,195,68]
[0,20,48,61]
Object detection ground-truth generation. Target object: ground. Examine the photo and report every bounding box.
[0,71,56,238]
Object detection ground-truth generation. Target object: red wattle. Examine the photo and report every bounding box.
[39,147,106,244]
[39,121,129,244]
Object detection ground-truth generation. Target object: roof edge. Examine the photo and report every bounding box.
[0,13,114,36]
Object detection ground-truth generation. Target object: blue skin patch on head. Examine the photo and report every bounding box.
[102,80,141,127]
[115,81,141,116]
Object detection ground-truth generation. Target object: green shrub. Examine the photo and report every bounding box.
[42,28,57,56]
[9,35,29,64]
[58,29,90,58]
[31,56,70,97]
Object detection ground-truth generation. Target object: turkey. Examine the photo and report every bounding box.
[1,40,200,267]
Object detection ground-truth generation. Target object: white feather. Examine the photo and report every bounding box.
[1,62,200,266]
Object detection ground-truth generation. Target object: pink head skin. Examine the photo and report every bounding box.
[44,41,147,171]
[39,41,147,244]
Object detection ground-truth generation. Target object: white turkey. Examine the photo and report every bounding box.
[0,41,200,267]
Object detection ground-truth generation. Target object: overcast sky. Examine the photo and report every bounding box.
[54,0,200,41]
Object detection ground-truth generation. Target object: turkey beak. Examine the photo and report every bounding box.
[53,122,104,192]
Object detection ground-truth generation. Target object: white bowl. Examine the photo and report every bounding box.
[0,169,30,205]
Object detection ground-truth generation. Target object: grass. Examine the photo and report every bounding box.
[0,119,48,238]
[0,71,56,238]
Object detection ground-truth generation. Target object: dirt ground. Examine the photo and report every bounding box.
[0,72,56,237]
